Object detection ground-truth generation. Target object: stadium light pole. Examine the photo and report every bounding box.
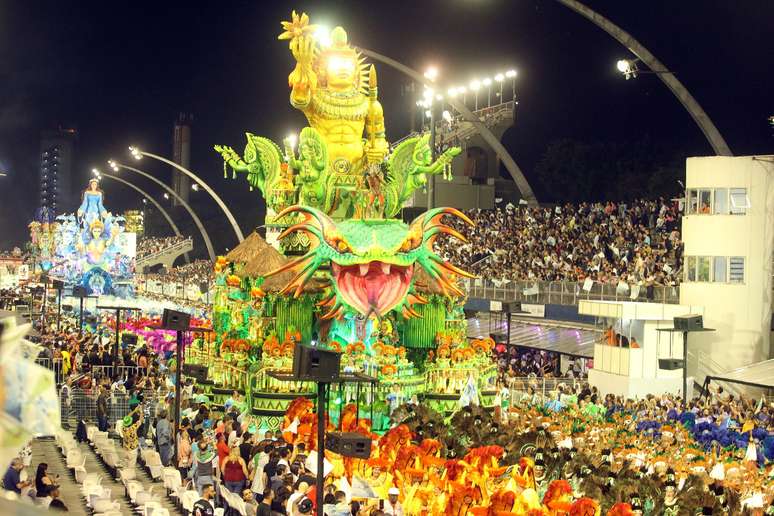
[556,0,732,156]
[494,73,505,102]
[505,70,517,100]
[128,146,245,243]
[469,79,481,110]
[108,160,216,262]
[356,47,538,205]
[482,77,492,107]
[93,169,185,243]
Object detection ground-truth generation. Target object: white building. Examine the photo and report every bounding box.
[679,155,774,381]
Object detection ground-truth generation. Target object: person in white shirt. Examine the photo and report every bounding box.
[250,444,271,497]
[383,487,403,516]
[285,481,309,514]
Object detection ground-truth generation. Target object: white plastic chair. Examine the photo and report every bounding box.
[181,490,199,513]
[119,467,136,485]
[141,500,162,515]
[135,489,158,507]
[145,451,163,480]
[126,480,144,503]
[93,499,120,513]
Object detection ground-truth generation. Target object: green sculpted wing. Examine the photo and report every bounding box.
[383,135,421,218]
[382,133,461,218]
[215,133,284,198]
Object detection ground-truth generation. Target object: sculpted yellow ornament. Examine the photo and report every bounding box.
[279,12,389,174]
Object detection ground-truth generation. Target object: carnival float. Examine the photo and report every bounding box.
[29,178,136,296]
[180,11,503,431]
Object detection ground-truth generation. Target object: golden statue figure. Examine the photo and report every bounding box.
[279,11,389,175]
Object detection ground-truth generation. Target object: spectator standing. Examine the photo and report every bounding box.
[96,385,109,432]
[121,411,143,469]
[156,409,172,466]
[178,421,193,479]
[191,438,217,495]
[222,446,249,493]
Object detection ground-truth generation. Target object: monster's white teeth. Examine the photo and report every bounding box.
[359,264,369,276]
[381,262,391,275]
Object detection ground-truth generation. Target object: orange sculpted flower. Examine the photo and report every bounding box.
[226,274,241,287]
[329,341,342,352]
[397,346,406,357]
[346,341,365,354]
[451,349,465,362]
[281,341,295,356]
[285,328,302,343]
[250,286,265,298]
[438,343,451,359]
[462,347,475,359]
[381,364,397,376]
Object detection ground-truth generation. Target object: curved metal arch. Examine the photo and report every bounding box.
[556,0,732,156]
[99,171,184,247]
[358,47,539,205]
[135,150,245,242]
[114,162,216,262]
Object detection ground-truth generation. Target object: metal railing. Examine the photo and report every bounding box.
[391,101,515,150]
[437,101,516,146]
[59,389,163,429]
[687,349,745,398]
[506,376,579,405]
[463,279,680,306]
[136,275,212,303]
[136,237,193,266]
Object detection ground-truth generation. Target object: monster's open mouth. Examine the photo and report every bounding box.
[331,262,414,317]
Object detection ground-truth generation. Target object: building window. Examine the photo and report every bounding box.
[697,256,711,282]
[698,190,711,214]
[729,257,745,283]
[713,188,728,214]
[687,190,699,214]
[687,187,748,215]
[686,256,696,282]
[730,188,749,214]
[713,256,727,282]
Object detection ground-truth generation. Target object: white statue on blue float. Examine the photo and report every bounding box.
[77,178,108,228]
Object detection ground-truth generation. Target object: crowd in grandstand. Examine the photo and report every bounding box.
[437,199,683,286]
[136,236,188,259]
[143,259,214,286]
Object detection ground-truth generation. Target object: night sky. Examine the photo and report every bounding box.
[1,0,772,252]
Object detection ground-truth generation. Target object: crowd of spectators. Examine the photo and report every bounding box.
[143,260,214,287]
[137,236,188,259]
[436,199,683,286]
[494,345,590,383]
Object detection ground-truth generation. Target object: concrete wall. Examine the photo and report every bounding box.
[680,156,774,372]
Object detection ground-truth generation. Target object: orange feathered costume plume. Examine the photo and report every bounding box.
[606,503,634,516]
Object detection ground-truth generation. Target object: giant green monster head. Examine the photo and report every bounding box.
[264,206,474,319]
